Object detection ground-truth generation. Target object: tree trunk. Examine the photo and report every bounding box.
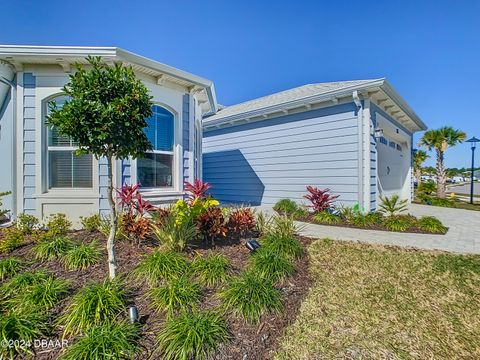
[436,149,446,199]
[106,155,118,279]
[415,168,422,187]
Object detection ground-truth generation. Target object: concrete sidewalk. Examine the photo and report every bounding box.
[298,204,480,254]
[256,204,480,254]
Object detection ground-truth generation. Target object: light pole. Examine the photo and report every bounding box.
[466,137,479,204]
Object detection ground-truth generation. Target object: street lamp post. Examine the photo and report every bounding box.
[466,137,480,204]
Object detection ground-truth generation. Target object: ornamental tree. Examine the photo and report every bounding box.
[47,56,153,278]
[419,126,466,198]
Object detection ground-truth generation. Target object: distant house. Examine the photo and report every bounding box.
[203,79,427,211]
[0,45,217,222]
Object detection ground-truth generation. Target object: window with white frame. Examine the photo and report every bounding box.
[137,105,174,188]
[47,96,93,189]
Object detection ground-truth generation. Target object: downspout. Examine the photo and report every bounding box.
[353,90,364,212]
[0,61,17,219]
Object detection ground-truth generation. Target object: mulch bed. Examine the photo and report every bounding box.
[0,231,314,360]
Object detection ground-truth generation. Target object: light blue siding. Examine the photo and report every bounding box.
[203,103,360,206]
[0,89,13,214]
[98,157,110,215]
[23,73,36,215]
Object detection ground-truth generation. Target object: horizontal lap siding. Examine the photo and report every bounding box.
[23,73,36,215]
[203,103,359,206]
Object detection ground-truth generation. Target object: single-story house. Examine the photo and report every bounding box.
[0,45,217,223]
[203,79,427,211]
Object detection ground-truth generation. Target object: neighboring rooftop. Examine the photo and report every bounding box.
[203,78,427,133]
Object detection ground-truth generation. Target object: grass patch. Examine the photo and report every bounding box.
[59,280,127,336]
[59,321,139,360]
[220,271,282,324]
[192,253,230,287]
[32,235,74,261]
[0,312,49,358]
[156,310,230,360]
[0,257,23,281]
[276,239,480,359]
[62,241,102,270]
[249,248,294,281]
[148,276,201,317]
[132,250,190,286]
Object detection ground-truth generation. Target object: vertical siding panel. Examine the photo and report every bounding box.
[182,94,190,186]
[98,157,110,216]
[23,73,36,215]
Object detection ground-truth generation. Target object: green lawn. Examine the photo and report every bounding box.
[276,239,480,359]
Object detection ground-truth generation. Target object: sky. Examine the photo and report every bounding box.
[2,0,479,168]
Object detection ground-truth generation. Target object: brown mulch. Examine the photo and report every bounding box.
[0,232,314,360]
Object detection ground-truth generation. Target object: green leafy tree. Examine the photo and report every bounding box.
[47,57,153,279]
[413,150,429,186]
[419,127,466,198]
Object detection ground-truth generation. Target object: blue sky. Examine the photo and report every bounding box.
[2,0,479,168]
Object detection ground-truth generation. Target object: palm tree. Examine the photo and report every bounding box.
[413,150,429,186]
[419,127,466,198]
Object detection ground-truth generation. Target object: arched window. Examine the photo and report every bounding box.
[46,96,93,188]
[137,105,174,188]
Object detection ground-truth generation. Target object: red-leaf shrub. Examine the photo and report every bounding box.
[116,183,155,215]
[151,207,170,227]
[227,208,256,236]
[122,212,151,245]
[303,186,339,213]
[184,179,211,204]
[197,207,227,244]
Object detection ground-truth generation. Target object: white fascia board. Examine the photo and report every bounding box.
[379,80,427,132]
[0,45,218,114]
[203,79,387,129]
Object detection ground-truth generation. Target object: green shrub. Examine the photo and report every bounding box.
[62,241,102,270]
[0,271,50,299]
[220,271,282,324]
[430,197,455,207]
[350,212,384,227]
[338,205,357,222]
[80,214,101,232]
[255,211,273,236]
[0,312,49,359]
[383,215,416,232]
[0,257,23,281]
[249,248,294,281]
[418,180,436,195]
[59,280,127,336]
[148,276,201,317]
[132,250,190,286]
[156,310,230,360]
[273,199,299,215]
[0,227,25,254]
[270,215,299,238]
[418,216,448,234]
[379,195,408,216]
[32,235,74,261]
[151,214,197,251]
[5,276,70,312]
[16,213,39,234]
[59,322,139,360]
[262,233,303,260]
[192,253,230,287]
[313,211,341,224]
[44,213,72,236]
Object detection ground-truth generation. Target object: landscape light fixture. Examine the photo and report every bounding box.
[466,136,479,204]
[245,239,261,253]
[128,306,139,324]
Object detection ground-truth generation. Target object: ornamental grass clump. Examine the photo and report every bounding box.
[0,257,23,281]
[0,312,49,359]
[156,310,230,360]
[59,321,139,360]
[151,214,197,251]
[0,271,50,299]
[273,199,299,216]
[148,276,201,317]
[5,276,71,313]
[33,235,74,261]
[418,216,448,234]
[62,241,102,270]
[220,271,282,324]
[383,215,416,232]
[132,250,190,286]
[192,253,230,287]
[249,248,294,282]
[59,280,127,336]
[314,211,341,224]
[262,233,303,260]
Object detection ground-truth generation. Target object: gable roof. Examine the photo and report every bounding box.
[0,45,217,113]
[204,78,427,132]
